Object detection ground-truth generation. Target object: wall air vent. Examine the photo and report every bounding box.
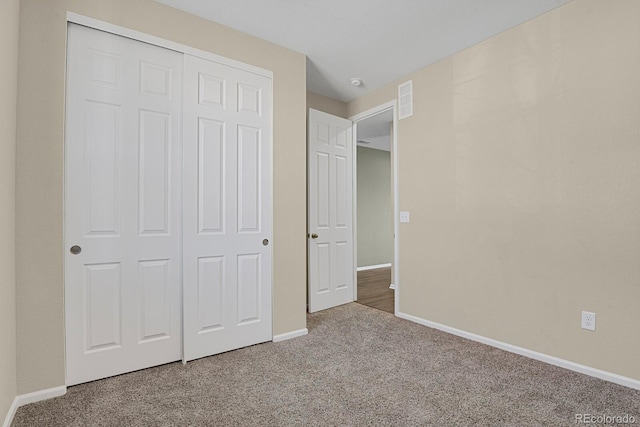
[398,80,413,120]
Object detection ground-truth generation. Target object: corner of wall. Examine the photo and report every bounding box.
[307,91,348,118]
[0,0,20,423]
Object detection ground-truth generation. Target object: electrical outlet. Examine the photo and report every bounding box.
[581,311,596,331]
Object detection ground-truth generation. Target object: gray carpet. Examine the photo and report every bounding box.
[13,303,640,426]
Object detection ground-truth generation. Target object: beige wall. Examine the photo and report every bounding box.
[348,0,640,380]
[16,0,307,394]
[357,147,392,267]
[0,0,20,420]
[307,91,348,118]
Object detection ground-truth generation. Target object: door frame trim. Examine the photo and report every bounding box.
[349,100,399,314]
[67,12,273,79]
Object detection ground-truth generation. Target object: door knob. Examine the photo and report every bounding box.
[262,239,269,246]
[311,233,318,239]
[70,245,82,255]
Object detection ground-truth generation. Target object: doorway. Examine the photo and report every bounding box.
[307,102,398,315]
[353,108,395,314]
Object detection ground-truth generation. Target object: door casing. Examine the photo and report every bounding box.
[350,101,399,314]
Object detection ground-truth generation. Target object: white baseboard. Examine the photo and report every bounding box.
[16,385,67,407]
[396,311,640,391]
[389,283,396,290]
[273,328,308,343]
[3,385,66,427]
[2,397,18,427]
[357,263,391,272]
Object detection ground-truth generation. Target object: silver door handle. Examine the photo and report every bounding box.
[70,245,82,255]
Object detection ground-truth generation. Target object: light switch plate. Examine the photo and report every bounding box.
[400,211,410,223]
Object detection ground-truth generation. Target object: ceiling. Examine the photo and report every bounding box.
[154,0,570,102]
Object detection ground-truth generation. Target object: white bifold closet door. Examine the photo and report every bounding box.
[65,24,272,385]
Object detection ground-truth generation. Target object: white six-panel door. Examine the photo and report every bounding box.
[65,24,183,385]
[308,109,354,313]
[65,23,273,384]
[182,55,272,362]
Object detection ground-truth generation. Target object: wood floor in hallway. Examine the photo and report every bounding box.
[356,267,394,314]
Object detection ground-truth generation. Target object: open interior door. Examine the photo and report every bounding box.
[308,109,354,313]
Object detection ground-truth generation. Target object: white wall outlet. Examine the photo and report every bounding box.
[581,311,596,331]
[400,211,410,223]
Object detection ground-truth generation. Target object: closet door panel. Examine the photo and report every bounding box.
[183,55,272,362]
[65,24,182,386]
